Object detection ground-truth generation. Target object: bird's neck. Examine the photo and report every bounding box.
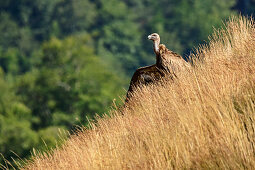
[153,39,160,56]
[153,39,161,66]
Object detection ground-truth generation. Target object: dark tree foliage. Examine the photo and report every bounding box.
[16,34,126,129]
[233,0,255,14]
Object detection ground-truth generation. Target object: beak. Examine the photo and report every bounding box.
[148,35,151,40]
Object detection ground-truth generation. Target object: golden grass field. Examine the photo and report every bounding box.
[21,16,255,169]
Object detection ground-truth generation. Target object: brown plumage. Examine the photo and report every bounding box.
[157,44,191,74]
[126,64,164,100]
[125,33,190,102]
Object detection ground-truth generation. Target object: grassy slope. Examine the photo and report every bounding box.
[22,17,255,169]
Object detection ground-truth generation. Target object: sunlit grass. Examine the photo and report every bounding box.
[22,16,255,169]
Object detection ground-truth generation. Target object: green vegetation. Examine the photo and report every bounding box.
[0,0,254,167]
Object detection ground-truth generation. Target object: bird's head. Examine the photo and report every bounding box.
[148,33,160,42]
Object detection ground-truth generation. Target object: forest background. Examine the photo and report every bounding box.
[0,0,254,166]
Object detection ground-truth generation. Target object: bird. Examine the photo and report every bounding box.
[147,33,190,74]
[125,33,190,102]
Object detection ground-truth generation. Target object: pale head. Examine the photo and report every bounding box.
[148,33,160,42]
[148,33,160,56]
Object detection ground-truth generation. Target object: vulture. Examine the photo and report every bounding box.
[125,33,190,101]
[148,33,191,74]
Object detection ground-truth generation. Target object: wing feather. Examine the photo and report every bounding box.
[126,64,163,100]
[158,44,190,73]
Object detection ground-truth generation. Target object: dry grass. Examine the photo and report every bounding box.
[22,16,255,169]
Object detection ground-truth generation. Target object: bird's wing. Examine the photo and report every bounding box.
[130,64,163,85]
[126,64,163,100]
[158,44,190,72]
[159,44,182,59]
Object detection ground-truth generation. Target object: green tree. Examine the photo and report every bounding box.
[0,12,20,49]
[52,0,97,36]
[16,34,127,129]
[93,0,148,75]
[0,69,37,165]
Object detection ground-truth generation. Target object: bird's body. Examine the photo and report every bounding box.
[125,33,190,102]
[157,44,190,74]
[126,64,164,99]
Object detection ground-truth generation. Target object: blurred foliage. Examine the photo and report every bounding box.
[0,0,252,167]
[16,34,126,129]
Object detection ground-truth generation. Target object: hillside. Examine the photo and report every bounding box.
[21,17,255,169]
